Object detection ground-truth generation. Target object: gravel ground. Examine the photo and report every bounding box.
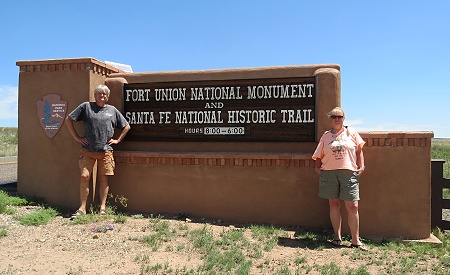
[0,201,443,275]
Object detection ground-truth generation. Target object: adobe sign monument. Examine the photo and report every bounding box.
[16,58,433,240]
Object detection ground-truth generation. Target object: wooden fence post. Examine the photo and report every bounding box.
[431,159,445,229]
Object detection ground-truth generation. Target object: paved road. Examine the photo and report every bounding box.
[0,156,17,184]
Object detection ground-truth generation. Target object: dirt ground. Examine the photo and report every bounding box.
[0,184,447,274]
[0,207,341,274]
[0,203,446,275]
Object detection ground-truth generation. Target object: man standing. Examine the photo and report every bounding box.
[66,85,130,218]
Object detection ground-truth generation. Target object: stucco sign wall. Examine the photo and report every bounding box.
[123,77,316,142]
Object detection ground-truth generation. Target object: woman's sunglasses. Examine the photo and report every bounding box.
[330,115,344,119]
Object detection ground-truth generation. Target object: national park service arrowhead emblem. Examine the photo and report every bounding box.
[37,94,67,138]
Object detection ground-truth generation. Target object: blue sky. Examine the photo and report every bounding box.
[1,1,449,137]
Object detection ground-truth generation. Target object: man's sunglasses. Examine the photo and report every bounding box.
[330,115,344,119]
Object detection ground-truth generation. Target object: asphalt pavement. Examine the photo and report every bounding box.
[0,156,17,184]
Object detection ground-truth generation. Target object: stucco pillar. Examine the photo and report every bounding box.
[314,68,341,139]
[16,58,122,208]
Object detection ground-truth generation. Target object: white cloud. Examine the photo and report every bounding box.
[0,86,18,120]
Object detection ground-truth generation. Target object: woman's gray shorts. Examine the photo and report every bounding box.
[319,170,360,201]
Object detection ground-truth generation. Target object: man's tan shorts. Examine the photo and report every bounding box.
[79,149,115,176]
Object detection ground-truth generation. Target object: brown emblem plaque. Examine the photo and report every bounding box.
[36,94,67,138]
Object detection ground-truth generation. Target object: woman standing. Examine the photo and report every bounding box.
[312,107,367,251]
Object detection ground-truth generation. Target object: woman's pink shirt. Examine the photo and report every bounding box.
[312,127,365,171]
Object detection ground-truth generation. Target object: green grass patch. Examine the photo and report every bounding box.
[139,218,176,251]
[199,246,252,274]
[0,225,7,237]
[0,190,37,214]
[250,224,286,251]
[18,208,58,226]
[189,225,216,253]
[218,228,249,249]
[188,225,255,274]
[0,187,61,227]
[0,190,28,206]
[70,213,109,224]
[113,213,127,224]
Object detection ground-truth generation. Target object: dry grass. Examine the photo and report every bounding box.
[0,127,17,157]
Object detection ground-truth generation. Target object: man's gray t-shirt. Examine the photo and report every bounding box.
[69,102,129,152]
